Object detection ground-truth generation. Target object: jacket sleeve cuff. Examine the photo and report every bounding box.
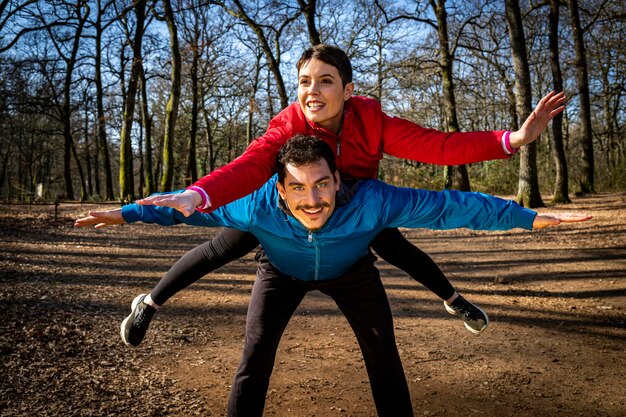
[501,131,520,155]
[121,204,142,224]
[187,186,212,210]
[516,207,537,230]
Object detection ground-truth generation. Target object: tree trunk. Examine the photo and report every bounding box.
[138,120,145,196]
[376,36,384,103]
[95,0,114,200]
[247,52,262,145]
[93,121,100,196]
[505,0,544,208]
[298,0,320,46]
[230,0,291,109]
[84,108,93,197]
[154,125,164,191]
[548,0,570,203]
[70,138,87,201]
[566,0,595,194]
[139,64,154,195]
[432,0,470,191]
[186,24,200,186]
[203,111,215,173]
[61,1,89,200]
[160,0,181,191]
[119,0,146,201]
[505,78,518,131]
[0,144,11,196]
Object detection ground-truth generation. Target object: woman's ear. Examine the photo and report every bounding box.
[343,82,354,101]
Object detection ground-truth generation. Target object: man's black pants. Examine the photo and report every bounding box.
[226,253,414,417]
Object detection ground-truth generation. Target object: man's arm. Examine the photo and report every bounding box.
[381,91,566,165]
[74,204,224,229]
[376,184,589,231]
[75,191,256,230]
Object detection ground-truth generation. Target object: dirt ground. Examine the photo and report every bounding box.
[1,192,625,417]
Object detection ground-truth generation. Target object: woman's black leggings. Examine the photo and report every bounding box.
[149,227,455,306]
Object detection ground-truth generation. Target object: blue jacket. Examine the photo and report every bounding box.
[122,177,536,281]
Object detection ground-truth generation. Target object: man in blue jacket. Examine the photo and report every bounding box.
[76,135,589,417]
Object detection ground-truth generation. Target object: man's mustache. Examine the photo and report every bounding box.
[295,202,331,211]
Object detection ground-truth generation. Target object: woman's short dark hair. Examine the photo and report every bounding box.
[296,44,352,87]
[277,135,337,183]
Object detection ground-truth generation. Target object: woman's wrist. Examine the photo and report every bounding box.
[186,187,209,209]
[502,131,520,155]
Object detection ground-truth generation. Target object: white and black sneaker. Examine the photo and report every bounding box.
[444,294,489,334]
[121,294,156,347]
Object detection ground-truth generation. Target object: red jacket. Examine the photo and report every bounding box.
[192,96,508,211]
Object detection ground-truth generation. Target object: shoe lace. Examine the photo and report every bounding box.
[134,304,152,328]
[456,301,479,321]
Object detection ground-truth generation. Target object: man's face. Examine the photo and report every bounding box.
[297,58,354,135]
[277,159,340,231]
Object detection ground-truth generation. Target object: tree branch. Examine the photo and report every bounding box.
[374,0,438,30]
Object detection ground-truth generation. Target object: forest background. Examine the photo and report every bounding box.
[0,0,624,208]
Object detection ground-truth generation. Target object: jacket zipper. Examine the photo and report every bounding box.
[336,138,341,157]
[308,230,320,280]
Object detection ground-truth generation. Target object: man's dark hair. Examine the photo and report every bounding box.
[277,135,337,183]
[296,44,352,87]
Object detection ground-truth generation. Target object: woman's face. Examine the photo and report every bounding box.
[297,58,354,134]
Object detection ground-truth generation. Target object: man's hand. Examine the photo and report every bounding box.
[74,208,125,228]
[509,91,567,148]
[532,212,592,229]
[136,189,203,217]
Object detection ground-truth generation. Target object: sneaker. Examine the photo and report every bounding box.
[120,294,156,347]
[444,294,489,334]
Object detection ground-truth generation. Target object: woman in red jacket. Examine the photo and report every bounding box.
[121,44,565,347]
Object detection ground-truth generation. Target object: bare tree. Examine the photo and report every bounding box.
[548,0,570,203]
[40,0,90,200]
[213,0,302,110]
[505,0,544,208]
[589,1,625,181]
[376,0,480,190]
[138,62,155,195]
[119,0,147,201]
[298,0,321,45]
[80,86,94,197]
[431,0,471,191]
[566,0,595,194]
[245,47,263,144]
[91,0,117,200]
[157,0,181,191]
[184,15,200,185]
[0,0,67,53]
[2,0,624,204]
[179,1,222,184]
[197,22,228,174]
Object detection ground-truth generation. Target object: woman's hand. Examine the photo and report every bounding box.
[509,91,567,149]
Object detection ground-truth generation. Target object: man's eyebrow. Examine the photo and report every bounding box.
[287,175,331,187]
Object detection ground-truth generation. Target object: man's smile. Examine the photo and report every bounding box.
[298,204,328,218]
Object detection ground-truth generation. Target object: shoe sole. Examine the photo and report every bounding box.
[120,294,147,346]
[444,301,489,334]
